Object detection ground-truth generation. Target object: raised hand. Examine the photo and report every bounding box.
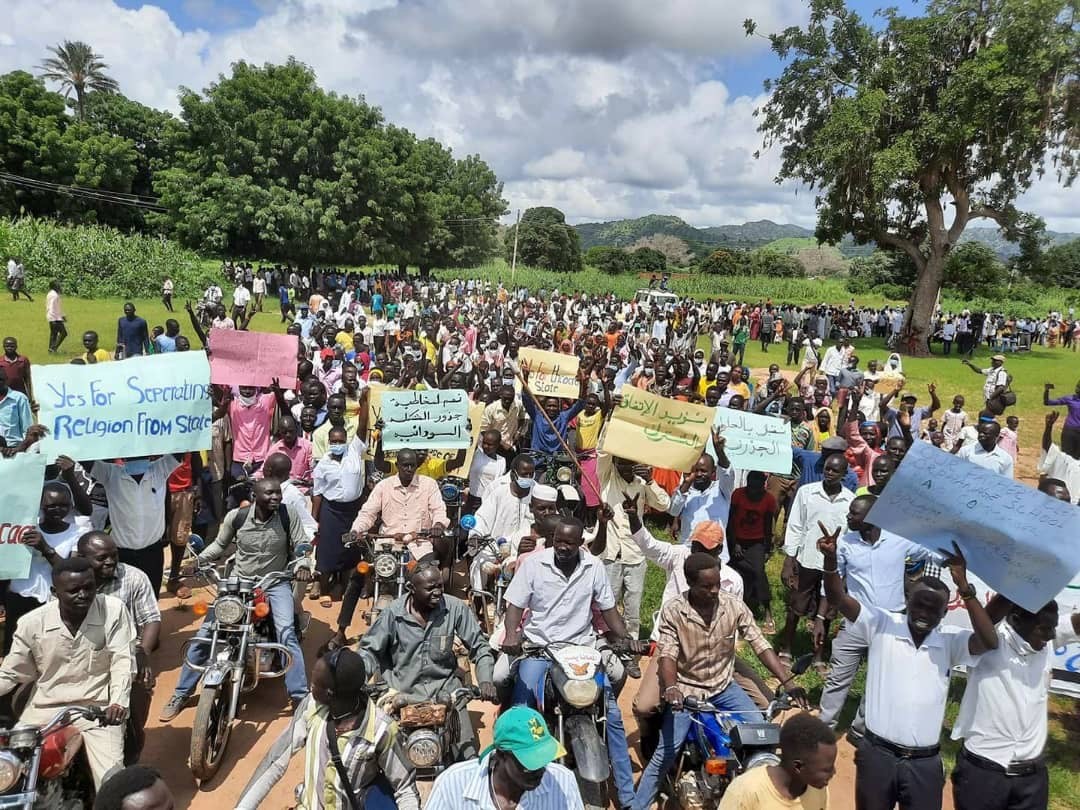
[937,540,969,587]
[1046,411,1059,427]
[816,521,842,558]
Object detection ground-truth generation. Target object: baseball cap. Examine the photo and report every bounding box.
[689,520,725,550]
[820,437,849,453]
[900,392,917,402]
[480,706,566,770]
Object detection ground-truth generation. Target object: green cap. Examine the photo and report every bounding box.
[480,706,566,771]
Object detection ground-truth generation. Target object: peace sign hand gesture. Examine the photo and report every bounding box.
[816,521,842,560]
[621,492,641,515]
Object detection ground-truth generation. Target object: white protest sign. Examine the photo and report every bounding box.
[867,440,1080,613]
[518,348,580,399]
[381,389,471,451]
[33,352,213,462]
[710,409,793,475]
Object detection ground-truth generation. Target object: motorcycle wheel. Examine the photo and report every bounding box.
[190,683,232,783]
[578,778,609,810]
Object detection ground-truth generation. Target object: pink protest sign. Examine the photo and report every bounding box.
[209,329,299,389]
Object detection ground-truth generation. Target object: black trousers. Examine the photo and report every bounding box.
[48,320,68,350]
[1061,426,1080,458]
[855,736,944,810]
[119,544,165,600]
[730,541,770,611]
[3,591,43,655]
[952,748,1048,810]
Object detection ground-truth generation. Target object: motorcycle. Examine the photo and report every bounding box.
[525,450,582,490]
[464,533,511,634]
[664,654,813,809]
[182,541,313,782]
[514,642,615,810]
[347,529,445,625]
[0,706,106,809]
[372,686,482,776]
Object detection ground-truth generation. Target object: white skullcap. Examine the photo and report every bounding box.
[531,484,558,502]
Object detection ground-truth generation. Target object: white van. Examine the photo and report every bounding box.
[634,289,679,310]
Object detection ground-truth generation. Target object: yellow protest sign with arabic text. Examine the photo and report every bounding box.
[600,388,714,472]
[519,348,580,399]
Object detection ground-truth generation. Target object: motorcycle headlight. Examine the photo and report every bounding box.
[404,729,442,768]
[555,466,573,484]
[561,678,600,708]
[214,596,246,625]
[440,483,460,502]
[374,553,398,579]
[0,751,23,792]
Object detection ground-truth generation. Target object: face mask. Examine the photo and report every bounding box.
[237,394,257,406]
[124,459,151,476]
[328,443,348,457]
[514,475,535,491]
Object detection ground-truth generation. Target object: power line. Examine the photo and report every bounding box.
[0,171,167,211]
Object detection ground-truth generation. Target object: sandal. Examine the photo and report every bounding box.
[319,595,333,609]
[762,618,777,635]
[308,581,322,601]
[778,650,793,665]
[166,579,192,600]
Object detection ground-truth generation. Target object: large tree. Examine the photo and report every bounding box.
[38,40,119,121]
[751,0,1079,354]
[505,206,583,273]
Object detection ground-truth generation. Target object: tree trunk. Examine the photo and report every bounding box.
[900,251,945,357]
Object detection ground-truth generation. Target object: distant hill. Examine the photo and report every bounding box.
[572,216,1078,260]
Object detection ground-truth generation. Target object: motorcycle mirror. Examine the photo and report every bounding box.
[460,514,477,531]
[188,534,205,552]
[294,542,313,557]
[791,653,815,676]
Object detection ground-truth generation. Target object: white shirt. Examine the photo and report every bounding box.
[981,366,1008,401]
[957,441,1015,478]
[312,436,367,502]
[468,450,506,500]
[820,346,844,375]
[89,457,180,549]
[427,757,583,810]
[848,604,976,747]
[631,526,743,640]
[280,480,317,542]
[837,529,935,612]
[10,520,89,603]
[952,618,1079,766]
[505,548,615,646]
[783,482,855,571]
[1038,444,1080,504]
[469,474,533,555]
[667,471,736,562]
[252,277,266,295]
[233,286,251,308]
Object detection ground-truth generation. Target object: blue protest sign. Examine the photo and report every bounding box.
[0,453,47,579]
[381,389,470,451]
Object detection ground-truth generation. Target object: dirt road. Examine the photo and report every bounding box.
[145,590,954,809]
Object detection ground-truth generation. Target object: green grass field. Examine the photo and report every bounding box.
[3,293,1078,807]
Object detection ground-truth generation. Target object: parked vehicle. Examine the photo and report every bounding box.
[0,705,106,809]
[664,654,813,809]
[182,541,313,782]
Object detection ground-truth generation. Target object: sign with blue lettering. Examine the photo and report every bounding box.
[33,352,213,461]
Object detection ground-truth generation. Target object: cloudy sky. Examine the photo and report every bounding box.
[3,0,1076,232]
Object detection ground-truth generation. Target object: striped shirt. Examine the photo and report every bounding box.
[427,755,584,810]
[96,563,161,632]
[236,697,419,810]
[656,593,772,701]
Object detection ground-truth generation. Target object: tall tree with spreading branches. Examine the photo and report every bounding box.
[749,0,1079,354]
[38,40,120,120]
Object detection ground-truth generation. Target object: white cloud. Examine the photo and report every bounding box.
[3,0,1077,236]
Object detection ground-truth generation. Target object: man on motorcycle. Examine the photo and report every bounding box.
[631,553,809,810]
[159,477,312,721]
[357,557,497,759]
[75,531,161,763]
[236,648,420,810]
[0,557,133,789]
[499,515,645,810]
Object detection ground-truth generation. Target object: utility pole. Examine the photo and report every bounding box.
[510,209,521,284]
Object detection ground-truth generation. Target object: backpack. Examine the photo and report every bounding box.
[232,503,293,557]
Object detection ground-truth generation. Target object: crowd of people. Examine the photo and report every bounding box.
[0,262,1079,810]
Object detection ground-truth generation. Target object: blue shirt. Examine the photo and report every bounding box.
[837,529,935,611]
[427,755,584,810]
[278,285,290,304]
[0,389,33,445]
[885,406,931,441]
[523,395,584,455]
[371,293,383,313]
[116,316,149,356]
[791,447,859,491]
[153,334,176,353]
[668,469,736,549]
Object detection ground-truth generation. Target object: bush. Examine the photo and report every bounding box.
[875,283,910,301]
[584,246,632,275]
[0,218,208,298]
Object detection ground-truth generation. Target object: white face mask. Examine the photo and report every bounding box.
[237,394,257,406]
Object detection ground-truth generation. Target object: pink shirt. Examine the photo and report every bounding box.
[46,290,64,322]
[351,474,449,560]
[267,437,314,487]
[997,427,1018,462]
[229,393,277,462]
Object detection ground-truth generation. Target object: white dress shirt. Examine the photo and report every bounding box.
[1038,444,1080,504]
[952,618,1079,766]
[957,441,1015,478]
[311,436,367,502]
[848,604,976,748]
[468,450,506,500]
[89,457,180,549]
[469,474,533,555]
[280,480,317,541]
[783,482,855,572]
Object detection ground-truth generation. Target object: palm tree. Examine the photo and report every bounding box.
[38,40,120,120]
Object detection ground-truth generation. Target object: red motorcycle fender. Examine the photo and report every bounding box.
[39,725,83,780]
